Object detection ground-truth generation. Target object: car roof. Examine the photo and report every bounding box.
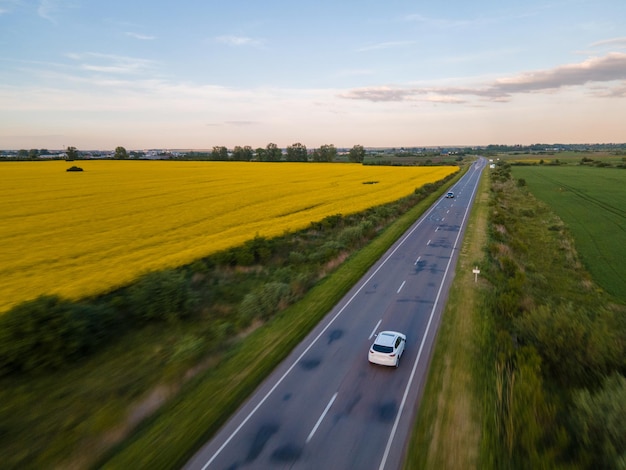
[374,331,402,347]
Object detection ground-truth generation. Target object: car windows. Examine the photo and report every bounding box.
[373,344,393,354]
[395,337,401,348]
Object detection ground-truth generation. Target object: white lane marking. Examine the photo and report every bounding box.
[378,160,484,470]
[198,164,485,469]
[446,210,449,214]
[306,392,338,443]
[427,239,431,246]
[414,256,421,265]
[369,319,382,340]
[435,226,439,232]
[396,280,406,294]
[441,218,445,222]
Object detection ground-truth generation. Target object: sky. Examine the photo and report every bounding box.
[1,0,625,150]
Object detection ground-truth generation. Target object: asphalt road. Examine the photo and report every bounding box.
[185,158,486,470]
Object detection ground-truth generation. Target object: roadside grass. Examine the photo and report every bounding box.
[510,165,626,302]
[97,170,468,469]
[404,166,490,469]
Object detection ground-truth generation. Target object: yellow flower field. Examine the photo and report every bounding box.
[0,160,457,313]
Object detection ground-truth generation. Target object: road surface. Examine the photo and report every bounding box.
[185,158,486,470]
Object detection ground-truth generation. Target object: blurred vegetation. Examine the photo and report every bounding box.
[481,161,626,469]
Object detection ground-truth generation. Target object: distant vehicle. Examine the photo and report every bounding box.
[445,192,454,198]
[368,331,406,367]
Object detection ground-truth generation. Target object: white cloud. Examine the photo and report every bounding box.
[37,0,75,23]
[215,35,263,47]
[590,37,626,49]
[125,32,156,41]
[341,53,626,103]
[66,52,157,75]
[403,13,476,29]
[357,40,416,52]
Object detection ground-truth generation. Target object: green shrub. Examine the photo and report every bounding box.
[571,374,626,468]
[127,270,197,323]
[0,296,113,374]
[238,282,291,324]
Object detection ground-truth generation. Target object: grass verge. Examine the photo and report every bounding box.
[404,166,490,469]
[97,170,469,469]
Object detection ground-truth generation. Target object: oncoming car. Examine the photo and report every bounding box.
[368,331,406,367]
[445,191,455,198]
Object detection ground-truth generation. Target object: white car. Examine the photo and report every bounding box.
[368,331,406,367]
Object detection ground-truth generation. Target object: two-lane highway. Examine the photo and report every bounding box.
[185,158,486,470]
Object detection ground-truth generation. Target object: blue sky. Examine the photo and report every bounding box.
[1,0,625,150]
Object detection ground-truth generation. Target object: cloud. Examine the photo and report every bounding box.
[340,86,416,102]
[37,0,58,21]
[590,37,626,49]
[491,53,626,96]
[223,120,258,126]
[357,40,416,52]
[125,32,156,41]
[215,35,263,47]
[341,53,626,103]
[66,52,157,75]
[403,13,476,29]
[37,0,75,23]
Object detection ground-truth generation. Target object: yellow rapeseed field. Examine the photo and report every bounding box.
[1,160,457,313]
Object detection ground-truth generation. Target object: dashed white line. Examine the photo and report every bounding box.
[397,280,406,293]
[369,319,382,339]
[427,239,431,246]
[306,393,337,443]
[414,256,421,265]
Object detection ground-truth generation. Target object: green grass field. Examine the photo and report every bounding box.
[510,166,626,302]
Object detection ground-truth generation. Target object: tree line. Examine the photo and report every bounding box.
[10,144,368,163]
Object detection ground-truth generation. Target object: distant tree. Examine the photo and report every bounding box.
[28,149,39,159]
[348,144,366,163]
[255,147,266,161]
[265,143,282,162]
[114,146,128,159]
[17,149,28,158]
[243,145,253,161]
[211,146,229,161]
[65,146,78,160]
[313,144,337,162]
[39,148,49,156]
[286,142,307,162]
[232,145,254,161]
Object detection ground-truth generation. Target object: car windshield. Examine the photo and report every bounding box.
[373,344,394,354]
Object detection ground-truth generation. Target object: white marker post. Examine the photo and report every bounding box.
[472,266,480,283]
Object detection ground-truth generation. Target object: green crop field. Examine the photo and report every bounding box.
[510,165,626,302]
